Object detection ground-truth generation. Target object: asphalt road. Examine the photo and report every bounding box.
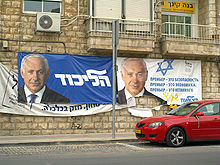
[0,141,219,165]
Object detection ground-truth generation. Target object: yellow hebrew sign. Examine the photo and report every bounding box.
[162,1,195,13]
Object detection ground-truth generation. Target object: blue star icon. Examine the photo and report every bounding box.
[156,59,174,76]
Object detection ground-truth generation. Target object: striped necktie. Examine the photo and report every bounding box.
[127,96,135,106]
[29,94,37,103]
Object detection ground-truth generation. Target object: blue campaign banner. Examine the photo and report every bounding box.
[18,52,113,104]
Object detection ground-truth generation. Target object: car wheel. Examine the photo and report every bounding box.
[166,127,185,147]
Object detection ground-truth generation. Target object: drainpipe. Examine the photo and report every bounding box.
[216,0,219,27]
[216,1,220,78]
[150,0,154,21]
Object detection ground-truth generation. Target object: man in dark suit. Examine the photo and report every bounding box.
[117,58,166,105]
[118,87,165,105]
[18,54,70,103]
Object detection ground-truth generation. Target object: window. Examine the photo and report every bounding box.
[90,0,151,33]
[162,14,192,37]
[93,0,121,18]
[167,103,201,116]
[125,0,150,21]
[23,0,61,13]
[193,103,220,116]
[91,0,150,20]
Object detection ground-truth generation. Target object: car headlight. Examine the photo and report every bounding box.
[148,122,164,127]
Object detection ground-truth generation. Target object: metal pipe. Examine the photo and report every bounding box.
[216,0,219,27]
[0,38,67,53]
[150,0,154,21]
[112,20,119,139]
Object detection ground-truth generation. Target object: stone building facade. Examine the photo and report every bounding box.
[0,0,219,136]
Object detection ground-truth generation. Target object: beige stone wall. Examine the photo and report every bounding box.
[0,0,89,69]
[198,0,220,27]
[0,109,139,136]
[217,0,220,27]
[202,62,220,99]
[198,0,210,25]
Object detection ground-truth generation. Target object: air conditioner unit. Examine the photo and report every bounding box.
[35,13,61,32]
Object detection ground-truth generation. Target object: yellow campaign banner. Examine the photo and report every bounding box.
[162,1,195,13]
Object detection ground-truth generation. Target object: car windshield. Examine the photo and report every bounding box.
[167,103,201,116]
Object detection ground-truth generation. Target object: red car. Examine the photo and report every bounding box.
[135,100,220,147]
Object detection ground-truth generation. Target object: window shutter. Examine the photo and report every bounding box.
[94,0,121,18]
[125,0,150,21]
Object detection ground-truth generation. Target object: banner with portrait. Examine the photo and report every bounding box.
[0,54,202,117]
[18,52,113,104]
[117,58,202,106]
[0,60,113,116]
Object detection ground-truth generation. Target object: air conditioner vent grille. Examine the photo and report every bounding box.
[39,15,53,29]
[35,13,60,32]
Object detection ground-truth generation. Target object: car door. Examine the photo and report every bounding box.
[188,102,220,141]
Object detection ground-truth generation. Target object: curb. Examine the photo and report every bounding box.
[0,138,138,146]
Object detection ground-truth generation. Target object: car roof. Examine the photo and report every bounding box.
[190,100,220,104]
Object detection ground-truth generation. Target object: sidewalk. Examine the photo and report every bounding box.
[0,133,137,145]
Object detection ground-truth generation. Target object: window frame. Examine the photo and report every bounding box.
[162,12,193,37]
[23,0,62,14]
[89,0,152,21]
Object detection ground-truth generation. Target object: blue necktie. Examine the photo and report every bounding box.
[29,94,37,103]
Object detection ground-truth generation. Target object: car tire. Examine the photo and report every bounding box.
[166,127,186,147]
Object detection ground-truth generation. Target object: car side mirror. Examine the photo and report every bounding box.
[195,112,204,116]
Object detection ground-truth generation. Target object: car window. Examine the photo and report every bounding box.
[167,103,201,116]
[193,102,220,116]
